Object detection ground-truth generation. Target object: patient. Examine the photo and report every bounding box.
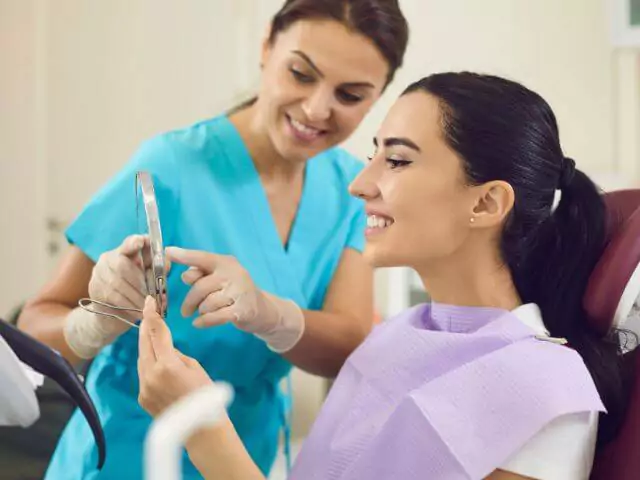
[136,72,630,480]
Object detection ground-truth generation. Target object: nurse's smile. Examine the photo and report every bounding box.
[285,113,328,144]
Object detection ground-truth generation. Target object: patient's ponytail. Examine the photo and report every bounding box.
[515,166,628,444]
[405,72,630,445]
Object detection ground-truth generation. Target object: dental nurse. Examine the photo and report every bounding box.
[17,0,409,478]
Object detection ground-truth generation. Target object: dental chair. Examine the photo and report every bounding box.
[586,189,640,480]
[0,320,106,471]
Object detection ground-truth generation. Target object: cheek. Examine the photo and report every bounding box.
[390,181,468,254]
[261,68,299,111]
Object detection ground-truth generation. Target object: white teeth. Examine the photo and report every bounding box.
[367,215,394,229]
[290,117,321,137]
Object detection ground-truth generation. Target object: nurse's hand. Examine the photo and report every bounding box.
[90,234,149,325]
[166,247,305,352]
[63,235,151,359]
[138,296,214,417]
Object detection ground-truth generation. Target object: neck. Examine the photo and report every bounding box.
[228,102,305,181]
[416,237,522,311]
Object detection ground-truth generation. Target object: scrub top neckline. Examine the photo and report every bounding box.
[218,114,313,257]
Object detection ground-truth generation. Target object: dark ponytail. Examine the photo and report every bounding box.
[404,72,630,445]
[516,168,628,443]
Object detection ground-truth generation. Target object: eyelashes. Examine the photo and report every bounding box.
[366,154,412,169]
[290,68,364,105]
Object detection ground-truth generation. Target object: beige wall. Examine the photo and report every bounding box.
[345,0,631,179]
[615,52,640,183]
[0,0,47,316]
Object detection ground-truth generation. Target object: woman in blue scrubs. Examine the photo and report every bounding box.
[17,0,409,478]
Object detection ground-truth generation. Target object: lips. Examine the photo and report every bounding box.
[286,114,327,143]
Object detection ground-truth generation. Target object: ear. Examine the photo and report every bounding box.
[469,181,515,228]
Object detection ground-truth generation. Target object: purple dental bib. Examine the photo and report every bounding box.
[290,303,605,480]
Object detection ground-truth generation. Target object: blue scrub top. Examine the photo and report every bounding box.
[45,115,366,479]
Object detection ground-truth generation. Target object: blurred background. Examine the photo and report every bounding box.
[1,0,639,478]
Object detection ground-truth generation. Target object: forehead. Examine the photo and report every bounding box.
[378,92,444,146]
[272,19,388,85]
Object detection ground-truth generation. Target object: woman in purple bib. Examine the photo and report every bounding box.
[136,72,631,480]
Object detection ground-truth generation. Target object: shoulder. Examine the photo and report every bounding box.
[501,410,599,479]
[493,305,605,412]
[119,115,242,186]
[502,337,605,414]
[137,115,229,162]
[313,147,364,185]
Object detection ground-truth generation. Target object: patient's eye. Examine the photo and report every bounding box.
[386,157,411,169]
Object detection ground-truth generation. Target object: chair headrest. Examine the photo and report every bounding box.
[584,189,640,335]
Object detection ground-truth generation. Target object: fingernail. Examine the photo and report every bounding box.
[192,318,204,328]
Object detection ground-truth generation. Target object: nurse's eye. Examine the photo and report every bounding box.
[290,68,314,84]
[387,157,411,169]
[336,88,363,105]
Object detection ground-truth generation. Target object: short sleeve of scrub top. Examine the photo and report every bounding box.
[45,115,367,480]
[65,136,181,260]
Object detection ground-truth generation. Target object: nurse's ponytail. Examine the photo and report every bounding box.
[404,72,633,446]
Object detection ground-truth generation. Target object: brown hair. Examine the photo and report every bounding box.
[269,0,409,87]
[228,0,408,114]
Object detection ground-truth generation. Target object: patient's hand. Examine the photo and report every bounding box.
[137,296,213,417]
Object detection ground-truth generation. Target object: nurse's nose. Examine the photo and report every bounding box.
[349,161,381,200]
[302,87,332,123]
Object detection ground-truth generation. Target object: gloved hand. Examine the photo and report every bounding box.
[64,235,149,359]
[166,247,305,353]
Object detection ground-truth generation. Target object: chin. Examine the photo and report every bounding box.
[274,137,317,164]
[363,246,399,268]
[364,241,423,270]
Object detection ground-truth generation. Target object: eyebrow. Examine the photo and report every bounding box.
[292,50,376,89]
[373,136,422,153]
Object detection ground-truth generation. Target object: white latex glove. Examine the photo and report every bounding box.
[64,235,149,359]
[166,247,305,353]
